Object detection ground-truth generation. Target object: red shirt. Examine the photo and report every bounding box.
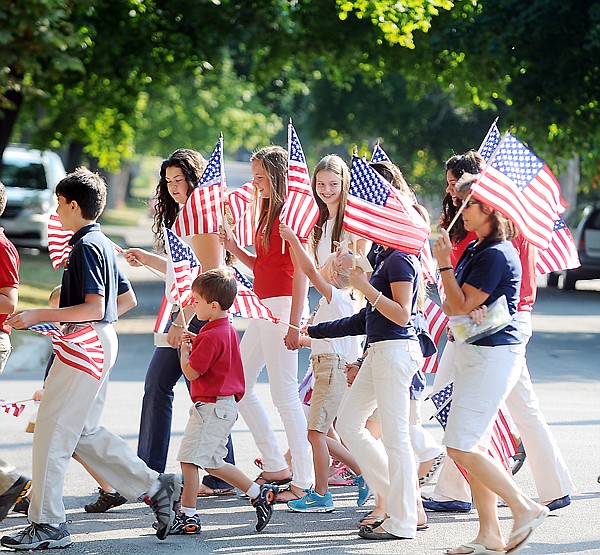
[451,231,477,266]
[511,234,537,312]
[253,221,295,300]
[188,317,245,403]
[0,229,20,333]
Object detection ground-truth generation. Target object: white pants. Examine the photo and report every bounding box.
[237,297,313,490]
[431,316,575,503]
[409,399,444,463]
[29,323,159,524]
[337,339,423,538]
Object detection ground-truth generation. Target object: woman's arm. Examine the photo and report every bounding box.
[123,248,167,274]
[284,253,309,351]
[350,268,413,326]
[190,233,222,271]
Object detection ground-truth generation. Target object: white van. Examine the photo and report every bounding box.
[0,145,66,249]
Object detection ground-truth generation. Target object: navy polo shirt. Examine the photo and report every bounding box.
[366,248,420,344]
[454,237,521,346]
[60,223,131,323]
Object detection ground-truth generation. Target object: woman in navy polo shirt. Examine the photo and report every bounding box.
[308,222,428,541]
[433,181,549,555]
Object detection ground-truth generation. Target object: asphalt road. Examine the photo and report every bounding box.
[1,249,599,554]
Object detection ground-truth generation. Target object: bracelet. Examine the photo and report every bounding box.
[171,322,184,329]
[371,291,382,311]
[356,357,365,367]
[439,266,453,272]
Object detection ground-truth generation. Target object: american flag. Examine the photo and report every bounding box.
[472,125,567,249]
[430,382,517,474]
[344,156,430,255]
[174,137,225,237]
[229,267,279,323]
[1,401,26,417]
[279,123,319,240]
[371,143,392,163]
[226,181,255,247]
[154,295,174,333]
[164,228,201,307]
[536,218,580,276]
[29,323,105,380]
[421,240,437,285]
[47,214,73,269]
[478,121,502,161]
[422,297,449,374]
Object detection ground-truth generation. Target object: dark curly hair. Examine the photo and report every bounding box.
[439,150,484,243]
[152,149,207,252]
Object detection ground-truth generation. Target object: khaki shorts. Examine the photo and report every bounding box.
[307,353,347,433]
[177,396,237,469]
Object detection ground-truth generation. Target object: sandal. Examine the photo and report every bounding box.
[358,512,387,528]
[419,452,446,487]
[197,486,236,497]
[255,472,292,490]
[275,488,303,504]
[254,458,264,470]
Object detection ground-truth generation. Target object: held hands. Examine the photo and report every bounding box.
[283,327,300,351]
[344,362,360,387]
[5,309,43,330]
[432,229,453,267]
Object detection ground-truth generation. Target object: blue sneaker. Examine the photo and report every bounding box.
[287,490,335,513]
[354,475,371,507]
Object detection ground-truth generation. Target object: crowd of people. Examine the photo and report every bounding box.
[0,143,575,554]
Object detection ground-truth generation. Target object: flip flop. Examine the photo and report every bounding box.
[506,506,550,553]
[358,513,387,528]
[445,543,506,555]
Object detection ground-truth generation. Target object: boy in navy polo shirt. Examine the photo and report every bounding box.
[174,268,277,535]
[2,168,182,550]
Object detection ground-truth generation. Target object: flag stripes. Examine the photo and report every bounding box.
[47,214,73,270]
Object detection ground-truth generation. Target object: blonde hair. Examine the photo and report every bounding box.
[48,285,61,309]
[250,146,288,252]
[321,253,351,290]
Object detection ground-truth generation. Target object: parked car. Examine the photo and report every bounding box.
[547,202,600,290]
[0,145,66,249]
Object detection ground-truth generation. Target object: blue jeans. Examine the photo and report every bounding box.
[137,315,235,488]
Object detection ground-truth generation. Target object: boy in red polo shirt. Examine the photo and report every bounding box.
[174,268,277,535]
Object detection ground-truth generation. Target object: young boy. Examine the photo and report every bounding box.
[1,168,182,550]
[175,268,277,534]
[0,180,31,522]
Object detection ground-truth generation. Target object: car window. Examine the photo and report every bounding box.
[585,209,600,230]
[0,160,48,190]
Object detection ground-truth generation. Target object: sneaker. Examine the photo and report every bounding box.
[252,484,278,531]
[84,488,127,513]
[287,489,335,513]
[169,512,202,535]
[354,475,371,507]
[328,465,355,486]
[0,522,72,550]
[0,476,31,521]
[144,473,183,540]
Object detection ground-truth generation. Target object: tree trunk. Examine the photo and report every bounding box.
[106,165,131,210]
[0,87,24,160]
[65,141,86,172]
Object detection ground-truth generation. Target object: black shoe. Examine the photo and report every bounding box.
[0,476,31,521]
[145,474,183,540]
[12,495,30,515]
[84,488,128,513]
[358,525,408,540]
[252,484,278,532]
[511,443,526,475]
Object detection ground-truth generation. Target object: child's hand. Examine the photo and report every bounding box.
[180,331,195,345]
[344,362,360,387]
[348,267,369,293]
[32,389,44,402]
[5,309,43,330]
[218,225,238,252]
[283,327,300,351]
[278,223,294,243]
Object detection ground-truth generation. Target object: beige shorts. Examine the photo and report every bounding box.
[0,331,12,375]
[307,353,347,433]
[177,396,237,469]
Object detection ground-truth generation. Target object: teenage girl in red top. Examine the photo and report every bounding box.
[221,146,313,502]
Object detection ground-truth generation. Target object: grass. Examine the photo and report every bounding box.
[99,197,150,227]
[17,251,62,310]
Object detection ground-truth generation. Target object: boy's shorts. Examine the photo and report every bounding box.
[307,353,347,433]
[177,396,237,469]
[0,331,12,375]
